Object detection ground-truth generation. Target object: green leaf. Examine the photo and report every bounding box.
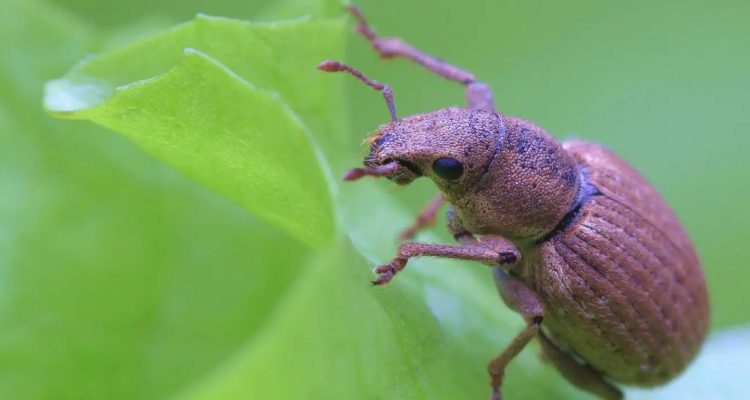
[44,14,347,248]
[2,0,348,399]
[5,0,746,399]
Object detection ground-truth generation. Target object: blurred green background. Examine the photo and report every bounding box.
[2,0,750,399]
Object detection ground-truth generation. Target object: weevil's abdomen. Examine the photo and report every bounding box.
[529,141,710,386]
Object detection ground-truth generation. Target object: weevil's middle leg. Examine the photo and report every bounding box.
[348,6,495,112]
[398,193,444,241]
[488,269,545,400]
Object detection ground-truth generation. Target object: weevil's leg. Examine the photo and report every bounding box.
[487,269,544,400]
[373,234,520,285]
[398,193,444,241]
[348,6,495,111]
[538,331,623,400]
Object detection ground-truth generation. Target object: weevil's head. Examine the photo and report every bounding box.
[361,107,502,202]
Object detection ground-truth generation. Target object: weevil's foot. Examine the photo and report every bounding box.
[372,258,407,285]
[372,264,396,285]
[491,388,501,400]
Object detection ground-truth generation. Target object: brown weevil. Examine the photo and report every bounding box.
[318,6,710,400]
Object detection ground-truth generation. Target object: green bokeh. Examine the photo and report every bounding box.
[3,0,750,399]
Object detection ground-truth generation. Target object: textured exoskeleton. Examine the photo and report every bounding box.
[318,6,710,400]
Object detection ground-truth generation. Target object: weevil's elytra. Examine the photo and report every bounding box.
[318,6,710,400]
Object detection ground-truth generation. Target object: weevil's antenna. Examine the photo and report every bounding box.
[317,60,397,122]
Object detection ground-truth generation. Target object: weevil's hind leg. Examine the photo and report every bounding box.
[398,193,444,241]
[538,331,624,400]
[348,6,495,112]
[488,269,545,400]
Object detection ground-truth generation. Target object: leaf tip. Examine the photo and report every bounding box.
[42,78,110,115]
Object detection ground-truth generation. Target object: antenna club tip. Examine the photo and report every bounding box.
[316,60,343,72]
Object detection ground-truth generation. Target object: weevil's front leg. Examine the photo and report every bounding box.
[378,207,518,284]
[348,6,495,112]
[398,193,444,241]
[488,269,545,400]
[372,237,520,285]
[375,207,520,284]
[538,331,623,400]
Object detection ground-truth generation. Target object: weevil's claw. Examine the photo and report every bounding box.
[372,271,394,286]
[372,258,406,286]
[372,264,395,285]
[491,388,502,400]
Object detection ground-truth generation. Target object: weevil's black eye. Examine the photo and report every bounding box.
[432,157,464,181]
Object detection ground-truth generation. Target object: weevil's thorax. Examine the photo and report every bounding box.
[451,116,581,242]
